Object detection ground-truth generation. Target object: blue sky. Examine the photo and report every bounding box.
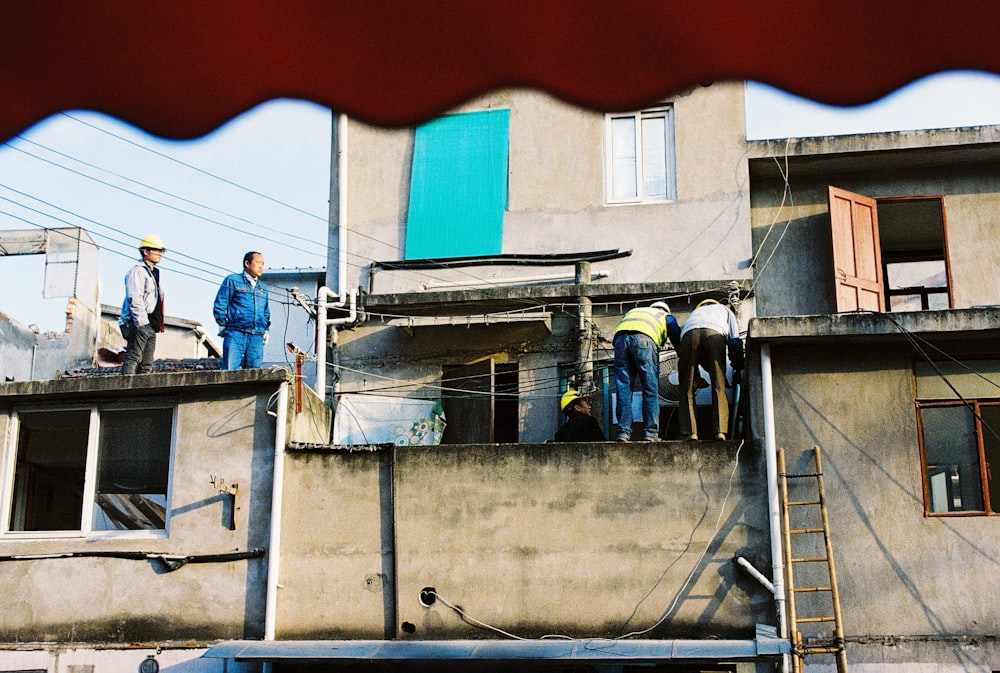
[4,71,1000,336]
[0,100,332,334]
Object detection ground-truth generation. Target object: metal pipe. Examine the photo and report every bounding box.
[264,381,289,641]
[761,343,790,673]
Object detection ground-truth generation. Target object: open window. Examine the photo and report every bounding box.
[4,404,174,536]
[441,360,519,443]
[828,187,952,313]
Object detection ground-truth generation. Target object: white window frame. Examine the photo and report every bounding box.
[604,106,677,205]
[1,402,176,540]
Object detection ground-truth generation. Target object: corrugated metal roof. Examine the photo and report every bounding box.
[203,630,789,664]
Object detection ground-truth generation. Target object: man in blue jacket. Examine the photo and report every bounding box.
[213,251,271,370]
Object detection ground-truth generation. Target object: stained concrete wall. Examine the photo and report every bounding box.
[342,84,753,294]
[0,371,291,643]
[332,85,754,443]
[749,130,1000,318]
[753,340,1000,670]
[277,441,776,641]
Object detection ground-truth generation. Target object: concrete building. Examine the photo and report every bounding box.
[2,84,1000,673]
[330,84,754,444]
[747,127,1000,671]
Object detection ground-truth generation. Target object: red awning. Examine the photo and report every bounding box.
[3,1,1000,139]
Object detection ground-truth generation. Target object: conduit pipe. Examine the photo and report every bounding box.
[315,287,358,399]
[761,343,790,673]
[264,381,289,641]
[418,269,610,291]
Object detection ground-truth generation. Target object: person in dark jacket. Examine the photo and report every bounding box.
[554,389,606,442]
[213,251,271,370]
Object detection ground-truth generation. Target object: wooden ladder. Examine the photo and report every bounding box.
[778,446,849,673]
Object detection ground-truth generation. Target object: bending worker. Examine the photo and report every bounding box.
[612,301,680,442]
[678,299,744,441]
[213,251,271,370]
[554,389,606,442]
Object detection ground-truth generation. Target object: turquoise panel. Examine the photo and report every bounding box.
[405,109,510,259]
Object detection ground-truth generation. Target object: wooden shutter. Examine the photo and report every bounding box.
[828,186,885,312]
[441,360,494,444]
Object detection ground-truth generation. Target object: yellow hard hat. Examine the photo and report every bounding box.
[561,388,586,412]
[138,234,166,251]
[696,298,719,308]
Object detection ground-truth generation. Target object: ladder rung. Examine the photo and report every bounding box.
[792,556,829,563]
[783,472,822,479]
[798,644,844,654]
[790,527,825,534]
[794,586,832,593]
[788,499,822,506]
[797,616,836,623]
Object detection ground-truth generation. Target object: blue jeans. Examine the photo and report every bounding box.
[613,333,661,439]
[221,330,264,370]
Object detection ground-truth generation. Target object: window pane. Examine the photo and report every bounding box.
[93,408,172,531]
[9,410,90,531]
[889,293,923,312]
[927,293,950,310]
[610,117,637,199]
[886,260,947,289]
[921,405,984,513]
[641,116,667,199]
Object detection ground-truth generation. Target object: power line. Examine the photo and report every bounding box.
[61,112,329,222]
[9,135,328,251]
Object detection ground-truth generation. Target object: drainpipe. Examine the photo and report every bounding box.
[761,343,790,673]
[313,112,360,401]
[264,381,289,641]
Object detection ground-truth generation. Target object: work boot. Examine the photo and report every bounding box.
[615,434,630,443]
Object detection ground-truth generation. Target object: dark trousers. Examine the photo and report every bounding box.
[121,324,157,375]
[678,328,728,437]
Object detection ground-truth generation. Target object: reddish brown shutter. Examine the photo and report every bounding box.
[828,186,885,312]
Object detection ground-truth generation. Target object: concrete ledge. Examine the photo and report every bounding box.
[749,307,1000,344]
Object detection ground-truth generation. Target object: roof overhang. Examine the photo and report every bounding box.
[203,630,790,665]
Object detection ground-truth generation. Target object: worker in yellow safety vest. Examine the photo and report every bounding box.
[612,302,680,442]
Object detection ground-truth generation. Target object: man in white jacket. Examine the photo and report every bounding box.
[119,234,166,375]
[678,299,743,441]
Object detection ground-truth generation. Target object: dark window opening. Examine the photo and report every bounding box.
[7,406,173,534]
[877,197,951,312]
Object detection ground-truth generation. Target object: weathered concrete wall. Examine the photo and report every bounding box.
[755,341,1000,669]
[278,441,776,641]
[750,154,1000,317]
[345,84,753,295]
[334,85,754,442]
[0,313,38,381]
[0,373,287,643]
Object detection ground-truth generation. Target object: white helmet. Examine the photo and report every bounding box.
[650,301,671,314]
